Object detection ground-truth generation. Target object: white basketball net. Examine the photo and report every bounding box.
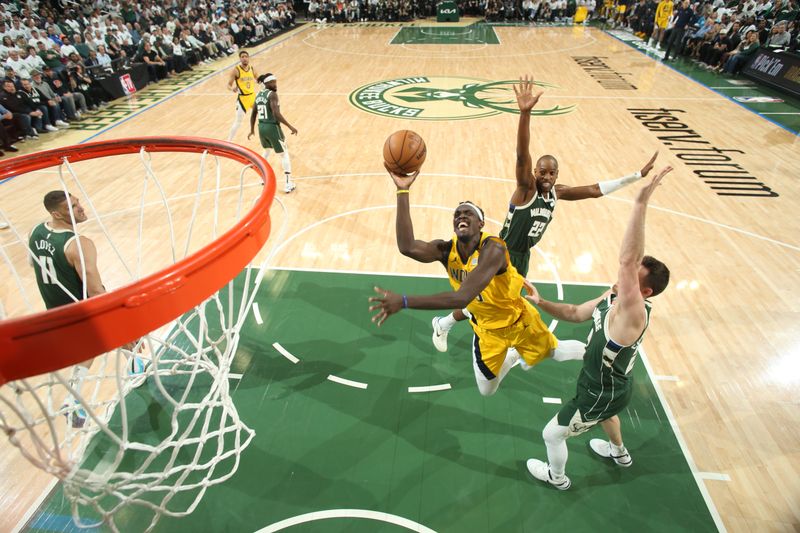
[0,144,279,532]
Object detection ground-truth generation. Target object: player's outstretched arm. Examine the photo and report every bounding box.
[524,278,611,322]
[227,68,238,92]
[555,151,658,201]
[511,75,542,205]
[611,166,672,344]
[369,239,505,326]
[386,163,449,264]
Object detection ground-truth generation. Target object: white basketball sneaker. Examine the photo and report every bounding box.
[62,401,87,429]
[431,316,449,352]
[526,458,571,490]
[284,180,296,193]
[589,439,633,467]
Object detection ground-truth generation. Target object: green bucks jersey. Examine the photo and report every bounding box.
[28,222,84,309]
[581,294,651,392]
[499,189,556,254]
[254,89,276,124]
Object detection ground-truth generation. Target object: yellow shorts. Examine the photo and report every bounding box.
[655,17,668,28]
[238,92,256,112]
[471,301,558,378]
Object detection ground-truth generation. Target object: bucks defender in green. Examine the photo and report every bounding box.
[431,75,659,353]
[524,166,672,490]
[248,73,299,194]
[28,191,106,427]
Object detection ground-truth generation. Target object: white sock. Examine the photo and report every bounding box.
[551,339,586,362]
[542,415,570,479]
[438,313,457,331]
[280,147,291,177]
[610,441,627,456]
[475,348,518,396]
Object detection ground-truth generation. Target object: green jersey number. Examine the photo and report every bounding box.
[257,104,269,120]
[528,220,546,239]
[36,255,57,284]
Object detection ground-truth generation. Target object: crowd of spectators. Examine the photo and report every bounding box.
[0,0,296,154]
[610,0,797,73]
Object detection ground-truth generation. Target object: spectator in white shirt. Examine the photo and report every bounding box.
[96,44,113,68]
[4,48,30,77]
[23,45,45,72]
[59,36,79,58]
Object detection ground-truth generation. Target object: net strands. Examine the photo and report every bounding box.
[0,138,274,532]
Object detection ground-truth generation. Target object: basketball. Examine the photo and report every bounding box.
[383,130,427,175]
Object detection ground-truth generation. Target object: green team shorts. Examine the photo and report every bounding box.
[258,122,286,153]
[556,370,633,436]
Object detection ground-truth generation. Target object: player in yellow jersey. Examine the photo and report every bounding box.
[649,0,673,49]
[369,165,588,396]
[227,50,257,141]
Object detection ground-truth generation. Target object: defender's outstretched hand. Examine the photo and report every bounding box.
[513,74,544,114]
[640,151,659,177]
[636,166,673,204]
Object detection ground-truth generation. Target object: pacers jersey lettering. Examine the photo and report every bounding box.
[499,189,556,254]
[235,65,255,96]
[446,233,527,330]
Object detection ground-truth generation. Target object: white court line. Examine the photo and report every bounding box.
[760,112,800,115]
[255,509,437,533]
[639,346,727,532]
[252,302,264,325]
[273,342,299,364]
[228,373,243,380]
[708,86,756,89]
[697,472,732,482]
[652,375,680,382]
[542,397,562,404]
[10,478,57,533]
[408,384,451,393]
[327,374,368,389]
[604,195,800,253]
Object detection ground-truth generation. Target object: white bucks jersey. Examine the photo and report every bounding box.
[582,294,651,388]
[499,189,556,254]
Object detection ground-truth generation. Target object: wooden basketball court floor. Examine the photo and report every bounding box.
[1,21,799,533]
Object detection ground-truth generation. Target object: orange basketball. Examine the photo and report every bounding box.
[383,130,427,176]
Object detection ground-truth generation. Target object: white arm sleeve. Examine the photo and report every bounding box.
[598,171,643,196]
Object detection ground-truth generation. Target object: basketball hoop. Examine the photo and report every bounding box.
[0,137,276,532]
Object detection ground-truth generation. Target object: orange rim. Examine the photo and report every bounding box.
[0,137,276,385]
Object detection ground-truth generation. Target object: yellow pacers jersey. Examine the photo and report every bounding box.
[447,233,527,330]
[236,65,256,111]
[655,0,673,27]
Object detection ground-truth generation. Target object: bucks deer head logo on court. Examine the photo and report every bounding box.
[349,76,576,121]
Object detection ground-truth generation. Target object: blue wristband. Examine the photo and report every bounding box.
[402,295,408,309]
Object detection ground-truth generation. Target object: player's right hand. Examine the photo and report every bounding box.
[384,162,419,190]
[513,74,543,113]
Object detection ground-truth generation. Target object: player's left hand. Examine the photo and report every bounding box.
[640,150,659,177]
[289,126,298,135]
[369,286,403,326]
[247,131,254,140]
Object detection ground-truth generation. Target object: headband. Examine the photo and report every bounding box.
[262,75,276,83]
[458,201,484,222]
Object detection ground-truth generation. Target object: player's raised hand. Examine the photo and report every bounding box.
[513,74,543,114]
[384,162,419,191]
[636,166,672,205]
[640,151,659,177]
[369,286,404,326]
